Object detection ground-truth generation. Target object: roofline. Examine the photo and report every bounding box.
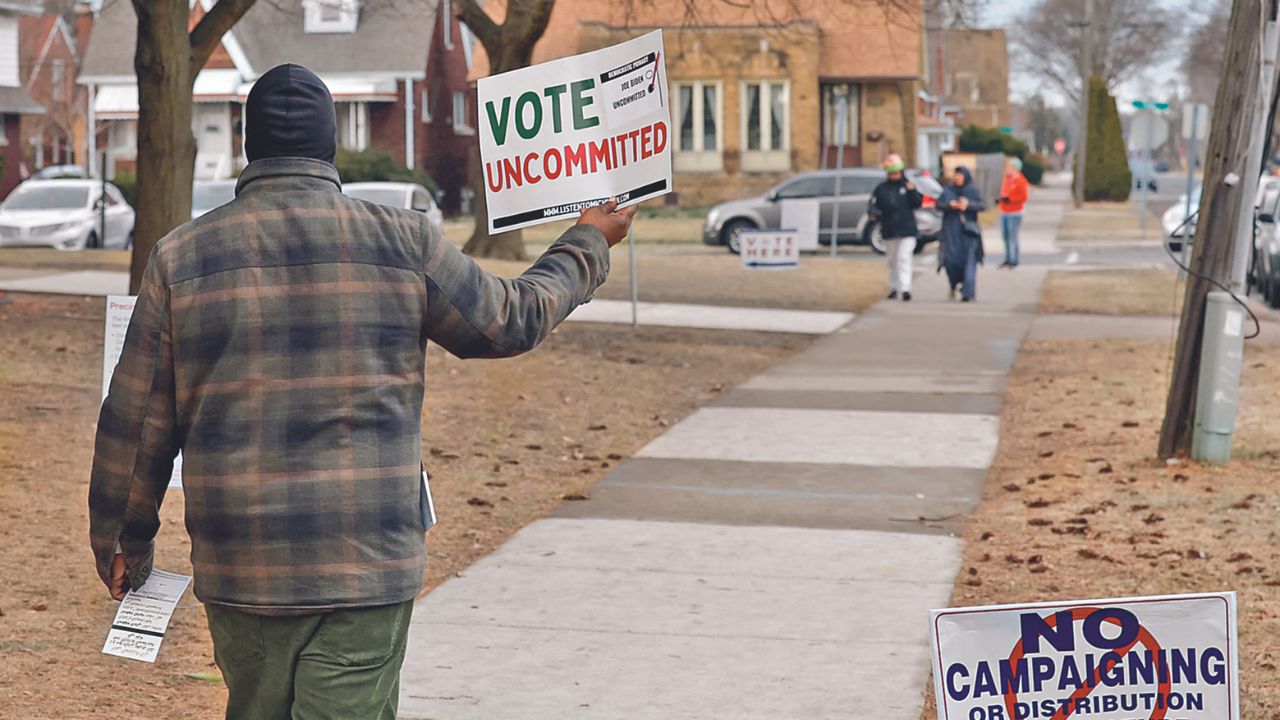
[578,20,819,31]
[0,1,43,15]
[80,70,427,86]
[821,75,920,83]
[193,0,256,79]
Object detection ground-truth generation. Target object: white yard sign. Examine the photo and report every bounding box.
[740,230,799,270]
[477,30,672,233]
[103,295,182,488]
[931,593,1239,720]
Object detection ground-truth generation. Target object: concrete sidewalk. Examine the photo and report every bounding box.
[397,182,1070,718]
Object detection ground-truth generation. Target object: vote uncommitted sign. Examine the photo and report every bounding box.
[931,593,1239,720]
[477,31,672,233]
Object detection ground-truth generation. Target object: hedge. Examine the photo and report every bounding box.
[1023,153,1046,185]
[959,125,1045,186]
[336,147,438,197]
[1078,76,1131,202]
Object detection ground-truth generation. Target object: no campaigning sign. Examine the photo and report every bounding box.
[930,593,1239,720]
[477,30,672,233]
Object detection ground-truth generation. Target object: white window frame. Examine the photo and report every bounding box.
[672,80,723,173]
[740,79,790,172]
[451,90,473,136]
[421,87,432,122]
[336,101,369,150]
[305,0,359,34]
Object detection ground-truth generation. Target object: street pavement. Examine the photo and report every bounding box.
[396,183,1069,718]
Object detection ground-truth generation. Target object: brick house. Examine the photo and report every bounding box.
[19,5,92,172]
[421,0,478,215]
[0,1,45,197]
[77,0,435,180]
[463,0,924,206]
[943,28,1010,130]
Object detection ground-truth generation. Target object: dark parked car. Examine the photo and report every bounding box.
[1252,178,1280,307]
[703,168,943,254]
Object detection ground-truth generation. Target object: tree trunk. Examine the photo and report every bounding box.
[130,0,196,293]
[128,0,257,293]
[462,142,527,259]
[1157,0,1272,458]
[457,0,555,260]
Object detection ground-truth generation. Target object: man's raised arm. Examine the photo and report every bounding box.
[423,200,636,358]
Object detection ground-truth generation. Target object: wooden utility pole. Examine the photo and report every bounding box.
[1158,0,1277,458]
[1072,0,1093,208]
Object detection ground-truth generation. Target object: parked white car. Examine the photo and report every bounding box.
[343,182,444,233]
[0,179,134,251]
[192,179,237,219]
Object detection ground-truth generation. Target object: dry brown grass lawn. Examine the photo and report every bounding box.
[919,337,1280,719]
[1039,268,1183,316]
[477,248,886,312]
[0,248,129,272]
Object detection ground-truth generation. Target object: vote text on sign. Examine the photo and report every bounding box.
[477,31,672,233]
[740,230,799,270]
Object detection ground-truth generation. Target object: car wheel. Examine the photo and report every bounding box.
[59,231,94,252]
[721,219,756,255]
[125,231,134,250]
[864,222,886,255]
[1270,268,1280,309]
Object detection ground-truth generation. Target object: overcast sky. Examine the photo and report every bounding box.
[982,0,1186,109]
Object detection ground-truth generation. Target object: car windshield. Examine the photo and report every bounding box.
[3,186,89,210]
[345,187,406,208]
[193,183,235,212]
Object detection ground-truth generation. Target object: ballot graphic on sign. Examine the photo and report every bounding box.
[477,30,672,233]
[103,295,182,488]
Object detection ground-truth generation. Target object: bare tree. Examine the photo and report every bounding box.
[1013,0,1176,103]
[455,0,554,261]
[127,0,256,292]
[1181,0,1230,103]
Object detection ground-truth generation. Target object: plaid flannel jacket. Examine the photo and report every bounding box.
[89,157,610,611]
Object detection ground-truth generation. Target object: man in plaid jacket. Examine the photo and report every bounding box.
[88,63,633,719]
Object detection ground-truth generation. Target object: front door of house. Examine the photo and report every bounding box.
[821,83,862,168]
[193,103,232,180]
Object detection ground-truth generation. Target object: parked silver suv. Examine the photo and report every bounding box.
[703,168,943,254]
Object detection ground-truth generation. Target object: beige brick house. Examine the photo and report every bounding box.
[471,0,923,205]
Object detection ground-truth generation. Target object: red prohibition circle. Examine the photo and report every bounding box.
[1002,607,1173,720]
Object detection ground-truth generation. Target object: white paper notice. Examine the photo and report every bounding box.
[102,569,192,663]
[103,295,183,488]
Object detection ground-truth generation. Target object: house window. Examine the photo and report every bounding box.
[822,83,859,146]
[335,101,369,150]
[421,88,432,122]
[51,59,65,102]
[672,81,721,172]
[305,0,359,34]
[451,91,473,135]
[741,79,789,172]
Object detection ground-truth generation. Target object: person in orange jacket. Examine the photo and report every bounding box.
[998,157,1030,268]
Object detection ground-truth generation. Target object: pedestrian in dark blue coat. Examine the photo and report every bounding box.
[939,166,987,302]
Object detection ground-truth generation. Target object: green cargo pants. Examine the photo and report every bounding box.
[205,600,414,720]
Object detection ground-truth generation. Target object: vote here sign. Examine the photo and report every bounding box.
[931,593,1239,720]
[477,30,672,233]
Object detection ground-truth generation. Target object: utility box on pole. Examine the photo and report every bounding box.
[1191,292,1246,464]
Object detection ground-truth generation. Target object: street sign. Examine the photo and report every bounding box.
[1183,103,1211,140]
[1127,109,1168,152]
